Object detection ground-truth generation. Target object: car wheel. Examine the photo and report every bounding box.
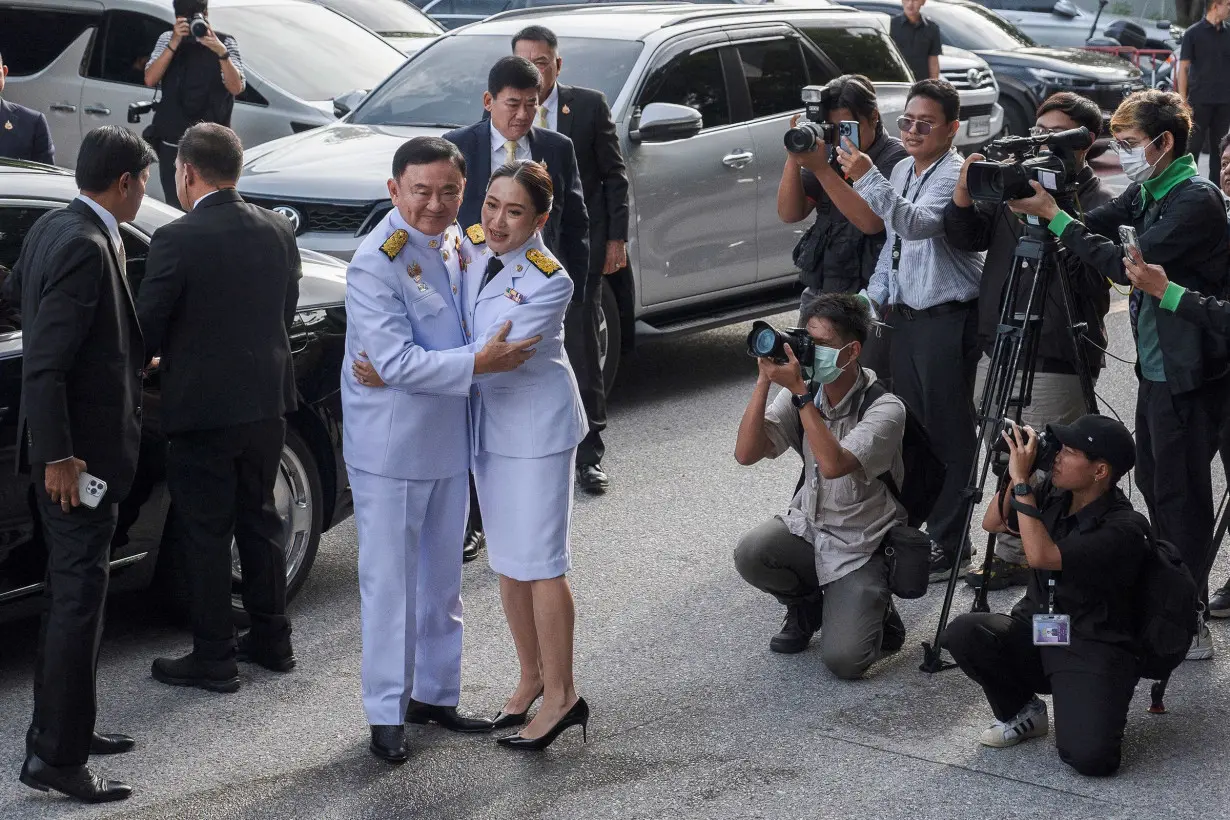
[1002,98,1031,137]
[598,276,622,395]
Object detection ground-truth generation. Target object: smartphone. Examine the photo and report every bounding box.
[838,120,860,153]
[1119,225,1140,257]
[78,471,108,509]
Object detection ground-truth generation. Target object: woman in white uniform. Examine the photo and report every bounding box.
[462,161,589,750]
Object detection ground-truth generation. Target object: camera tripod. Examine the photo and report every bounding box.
[920,216,1099,673]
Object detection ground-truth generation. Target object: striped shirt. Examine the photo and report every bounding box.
[149,31,246,93]
[857,149,984,310]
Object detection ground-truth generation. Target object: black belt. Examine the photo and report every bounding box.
[890,299,976,321]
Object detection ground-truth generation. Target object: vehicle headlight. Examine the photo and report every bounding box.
[1027,68,1095,92]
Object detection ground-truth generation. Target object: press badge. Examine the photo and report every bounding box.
[1033,577,1070,646]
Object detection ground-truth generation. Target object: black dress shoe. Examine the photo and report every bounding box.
[20,754,132,803]
[369,725,408,763]
[462,528,486,563]
[151,652,240,693]
[236,631,296,672]
[496,697,590,751]
[492,689,544,730]
[89,732,135,756]
[405,700,494,733]
[576,463,610,494]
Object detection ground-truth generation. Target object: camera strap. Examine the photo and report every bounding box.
[890,159,944,276]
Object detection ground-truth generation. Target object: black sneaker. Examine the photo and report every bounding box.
[769,601,822,654]
[1210,583,1230,619]
[964,555,1031,591]
[928,543,972,584]
[881,601,906,654]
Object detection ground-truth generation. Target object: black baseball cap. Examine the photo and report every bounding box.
[1046,415,1135,478]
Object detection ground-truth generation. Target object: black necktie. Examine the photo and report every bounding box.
[481,257,504,293]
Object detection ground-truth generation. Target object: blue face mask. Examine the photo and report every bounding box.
[811,342,853,385]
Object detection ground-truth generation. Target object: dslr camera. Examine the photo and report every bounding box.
[783,86,860,155]
[966,127,1093,204]
[992,419,1061,472]
[746,321,816,380]
[190,13,210,38]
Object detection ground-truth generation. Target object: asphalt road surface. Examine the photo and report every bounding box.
[4,167,1230,820]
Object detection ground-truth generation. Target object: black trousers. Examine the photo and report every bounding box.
[29,487,119,767]
[943,612,1137,777]
[166,418,288,659]
[1191,103,1230,183]
[567,229,610,467]
[888,301,980,554]
[1135,379,1223,595]
[157,141,182,209]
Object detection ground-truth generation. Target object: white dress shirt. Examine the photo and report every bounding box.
[74,194,123,257]
[538,84,559,132]
[193,189,221,209]
[489,121,530,170]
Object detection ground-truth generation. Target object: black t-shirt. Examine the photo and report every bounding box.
[1009,481,1151,665]
[890,13,942,82]
[1181,18,1230,105]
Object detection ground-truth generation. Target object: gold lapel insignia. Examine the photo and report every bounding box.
[460,255,470,271]
[516,264,524,272]
[442,250,450,261]
[525,248,561,277]
[465,224,485,244]
[3,120,12,131]
[561,104,570,116]
[380,229,409,260]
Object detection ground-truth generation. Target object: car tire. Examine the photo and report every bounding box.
[1002,98,1031,137]
[154,426,324,620]
[598,276,622,395]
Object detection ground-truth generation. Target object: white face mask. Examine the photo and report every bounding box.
[1116,133,1165,183]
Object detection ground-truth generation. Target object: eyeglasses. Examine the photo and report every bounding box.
[896,116,934,135]
[1028,126,1064,137]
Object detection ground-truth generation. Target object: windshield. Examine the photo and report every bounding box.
[210,4,406,101]
[925,3,1036,51]
[353,34,642,127]
[318,0,441,37]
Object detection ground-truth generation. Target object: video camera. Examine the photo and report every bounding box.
[966,127,1093,204]
[783,86,859,155]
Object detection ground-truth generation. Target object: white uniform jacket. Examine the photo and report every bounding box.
[342,210,474,479]
[460,227,587,459]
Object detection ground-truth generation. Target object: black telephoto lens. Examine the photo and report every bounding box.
[190,13,209,38]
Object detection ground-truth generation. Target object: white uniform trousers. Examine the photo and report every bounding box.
[348,465,468,726]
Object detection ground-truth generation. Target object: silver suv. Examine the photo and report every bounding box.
[237,4,994,386]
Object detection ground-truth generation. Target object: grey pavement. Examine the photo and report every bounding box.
[4,214,1230,817]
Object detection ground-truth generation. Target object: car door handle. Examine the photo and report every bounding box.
[84,105,112,116]
[722,150,755,169]
[50,103,77,113]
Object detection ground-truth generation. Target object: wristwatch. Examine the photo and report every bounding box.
[791,389,816,409]
[1012,482,1034,497]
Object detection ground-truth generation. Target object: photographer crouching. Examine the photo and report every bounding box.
[942,93,1114,591]
[1007,90,1230,660]
[777,75,906,380]
[143,0,245,206]
[733,294,907,679]
[942,417,1149,776]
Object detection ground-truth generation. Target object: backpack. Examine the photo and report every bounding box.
[1134,535,1199,681]
[793,380,946,528]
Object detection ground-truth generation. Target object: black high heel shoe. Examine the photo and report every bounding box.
[492,688,544,730]
[496,697,589,750]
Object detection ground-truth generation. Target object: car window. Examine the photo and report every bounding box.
[0,204,54,272]
[802,26,911,83]
[354,35,643,126]
[921,3,1036,49]
[207,3,406,101]
[0,9,98,76]
[313,0,441,36]
[999,0,1058,10]
[737,39,808,120]
[420,0,510,14]
[637,47,730,130]
[86,11,170,86]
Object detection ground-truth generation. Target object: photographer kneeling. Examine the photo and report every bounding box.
[943,417,1149,776]
[733,294,907,679]
[778,75,906,378]
[942,93,1114,591]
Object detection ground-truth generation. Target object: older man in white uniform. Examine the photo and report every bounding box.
[341,137,539,762]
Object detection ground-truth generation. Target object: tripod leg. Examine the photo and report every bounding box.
[1149,677,1168,714]
[970,530,998,614]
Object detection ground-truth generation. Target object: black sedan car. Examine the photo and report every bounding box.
[0,160,351,623]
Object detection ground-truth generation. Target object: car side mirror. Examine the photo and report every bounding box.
[631,102,703,143]
[1052,0,1079,18]
[333,89,367,119]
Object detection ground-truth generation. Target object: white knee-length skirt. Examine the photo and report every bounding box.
[474,447,577,581]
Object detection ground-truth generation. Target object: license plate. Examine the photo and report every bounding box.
[969,115,991,138]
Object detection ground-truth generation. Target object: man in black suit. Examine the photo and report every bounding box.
[138,123,301,692]
[0,50,55,164]
[6,125,153,803]
[445,56,588,561]
[513,25,630,495]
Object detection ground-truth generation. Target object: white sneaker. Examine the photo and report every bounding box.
[979,697,1049,748]
[1186,620,1214,661]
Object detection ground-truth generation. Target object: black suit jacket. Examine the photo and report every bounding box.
[0,97,55,165]
[444,121,590,300]
[554,84,629,251]
[4,199,143,498]
[137,189,301,434]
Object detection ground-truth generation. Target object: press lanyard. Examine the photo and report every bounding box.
[890,157,945,275]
